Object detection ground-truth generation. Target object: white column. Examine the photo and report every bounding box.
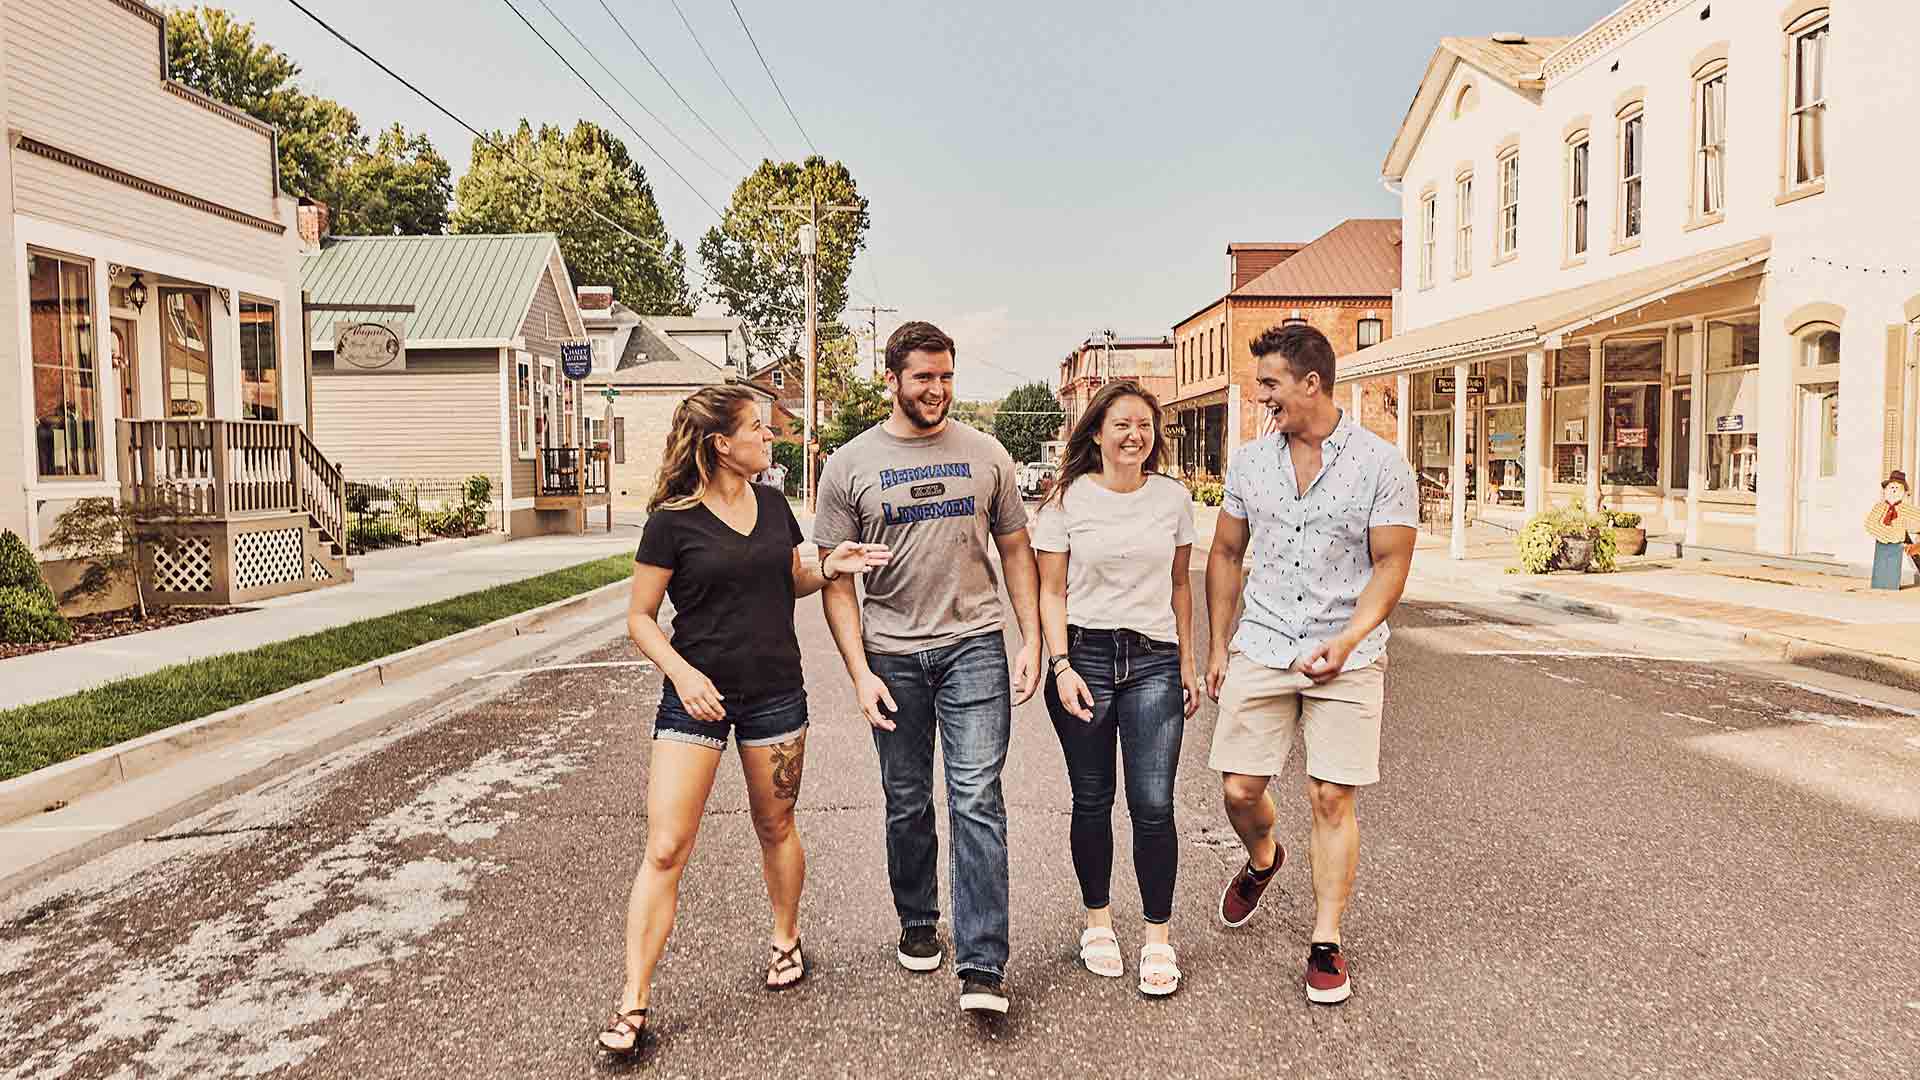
[1524,348,1546,516]
[1350,380,1364,425]
[1395,372,1412,460]
[1451,360,1469,559]
[213,287,242,421]
[1686,318,1706,547]
[1585,338,1603,512]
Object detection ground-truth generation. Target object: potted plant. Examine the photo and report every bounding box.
[1515,505,1618,574]
[1606,510,1647,556]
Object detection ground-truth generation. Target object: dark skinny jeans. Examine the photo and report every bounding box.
[1043,626,1185,924]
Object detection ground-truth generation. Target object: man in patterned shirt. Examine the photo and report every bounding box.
[1203,323,1417,1005]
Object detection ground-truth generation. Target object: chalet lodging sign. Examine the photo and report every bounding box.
[332,321,407,373]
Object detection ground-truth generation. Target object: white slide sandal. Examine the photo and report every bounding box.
[1078,926,1124,978]
[1138,943,1181,997]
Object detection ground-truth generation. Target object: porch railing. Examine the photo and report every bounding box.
[119,418,347,550]
[538,446,609,498]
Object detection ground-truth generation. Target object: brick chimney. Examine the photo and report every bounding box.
[297,198,331,251]
[577,285,614,312]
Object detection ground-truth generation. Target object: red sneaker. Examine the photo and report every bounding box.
[1305,942,1351,1004]
[1217,844,1284,927]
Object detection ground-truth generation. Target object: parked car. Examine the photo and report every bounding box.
[1018,462,1058,499]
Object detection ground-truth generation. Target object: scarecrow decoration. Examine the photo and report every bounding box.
[1863,470,1920,589]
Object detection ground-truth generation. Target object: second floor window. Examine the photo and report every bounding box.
[1620,111,1645,242]
[1696,71,1727,217]
[1497,152,1520,258]
[1455,175,1474,277]
[770,368,785,388]
[1357,319,1383,348]
[1420,195,1437,288]
[1789,17,1828,186]
[1568,136,1590,257]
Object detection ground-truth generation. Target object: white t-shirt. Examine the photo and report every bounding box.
[1029,472,1197,644]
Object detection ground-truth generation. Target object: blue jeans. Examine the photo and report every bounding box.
[1044,627,1185,924]
[866,632,1012,981]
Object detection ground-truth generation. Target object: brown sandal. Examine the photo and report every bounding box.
[765,940,808,991]
[597,1007,648,1055]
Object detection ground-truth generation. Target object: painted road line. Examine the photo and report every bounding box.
[474,660,657,679]
[1465,650,1715,662]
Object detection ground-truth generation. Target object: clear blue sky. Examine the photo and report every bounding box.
[225,0,1620,397]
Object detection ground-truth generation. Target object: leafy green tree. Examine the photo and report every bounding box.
[819,376,891,457]
[454,121,692,315]
[163,6,451,235]
[699,157,869,362]
[993,382,1064,465]
[952,399,1001,431]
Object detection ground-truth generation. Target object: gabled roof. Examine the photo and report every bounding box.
[1233,219,1401,299]
[303,233,561,347]
[588,318,769,391]
[1382,35,1571,181]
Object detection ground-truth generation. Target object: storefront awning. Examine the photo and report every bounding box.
[1338,237,1770,381]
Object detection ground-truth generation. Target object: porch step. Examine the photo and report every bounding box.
[308,512,345,558]
[307,535,353,589]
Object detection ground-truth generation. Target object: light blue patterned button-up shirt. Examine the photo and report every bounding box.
[1221,410,1418,672]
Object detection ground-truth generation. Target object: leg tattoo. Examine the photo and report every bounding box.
[769,732,806,801]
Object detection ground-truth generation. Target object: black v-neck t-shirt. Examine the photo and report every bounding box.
[636,484,806,700]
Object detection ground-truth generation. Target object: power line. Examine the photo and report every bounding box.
[528,0,735,182]
[588,0,753,172]
[500,0,724,217]
[728,0,818,156]
[667,0,781,158]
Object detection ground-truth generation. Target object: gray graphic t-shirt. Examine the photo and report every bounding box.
[813,422,1028,655]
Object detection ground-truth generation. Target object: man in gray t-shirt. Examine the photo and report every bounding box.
[815,321,1041,1016]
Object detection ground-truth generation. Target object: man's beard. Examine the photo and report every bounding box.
[898,392,950,430]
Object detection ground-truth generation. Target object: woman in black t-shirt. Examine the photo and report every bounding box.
[597,386,887,1059]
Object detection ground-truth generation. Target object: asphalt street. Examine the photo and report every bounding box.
[3,566,1918,1079]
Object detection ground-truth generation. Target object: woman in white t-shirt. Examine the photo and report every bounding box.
[1032,379,1198,997]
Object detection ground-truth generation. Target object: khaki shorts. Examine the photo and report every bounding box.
[1207,653,1385,786]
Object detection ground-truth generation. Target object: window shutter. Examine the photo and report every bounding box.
[1887,326,1906,476]
[614,417,627,464]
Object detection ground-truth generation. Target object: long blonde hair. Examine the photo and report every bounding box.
[648,386,760,512]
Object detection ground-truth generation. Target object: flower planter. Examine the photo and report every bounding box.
[1612,527,1647,557]
[1554,537,1594,572]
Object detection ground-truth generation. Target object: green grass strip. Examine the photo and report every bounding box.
[0,554,634,783]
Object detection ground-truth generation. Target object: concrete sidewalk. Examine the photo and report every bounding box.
[0,525,643,711]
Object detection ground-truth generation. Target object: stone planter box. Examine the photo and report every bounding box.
[1612,527,1647,556]
[1554,536,1595,572]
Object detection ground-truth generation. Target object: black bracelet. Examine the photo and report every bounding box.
[820,563,840,582]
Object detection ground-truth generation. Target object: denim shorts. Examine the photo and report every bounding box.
[654,683,808,750]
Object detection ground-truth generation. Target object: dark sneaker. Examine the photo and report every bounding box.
[896,925,943,972]
[1305,942,1352,1005]
[1218,844,1284,927]
[959,975,1009,1015]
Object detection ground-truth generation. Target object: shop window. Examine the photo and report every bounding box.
[29,250,100,479]
[1483,357,1525,506]
[1787,14,1828,189]
[1602,340,1663,486]
[161,288,213,420]
[1705,316,1761,493]
[562,373,577,447]
[1566,135,1590,259]
[1420,195,1438,289]
[1412,370,1455,498]
[1551,345,1591,484]
[515,354,533,458]
[1803,328,1839,366]
[239,298,279,421]
[1669,325,1695,491]
[1619,110,1645,243]
[1357,319,1383,348]
[539,361,557,449]
[1497,151,1520,258]
[1694,68,1728,220]
[1455,174,1474,277]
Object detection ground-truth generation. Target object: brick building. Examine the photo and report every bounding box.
[1168,220,1402,478]
[747,358,805,444]
[1055,335,1176,449]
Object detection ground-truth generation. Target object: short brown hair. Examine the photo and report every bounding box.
[1250,323,1336,393]
[885,321,957,375]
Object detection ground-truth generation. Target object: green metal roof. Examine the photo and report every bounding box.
[301,233,559,347]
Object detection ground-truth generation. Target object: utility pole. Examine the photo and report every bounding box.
[770,192,862,513]
[850,304,899,378]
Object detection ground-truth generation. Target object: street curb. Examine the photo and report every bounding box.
[1490,583,1920,683]
[0,579,629,826]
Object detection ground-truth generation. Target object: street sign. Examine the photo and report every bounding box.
[562,342,593,380]
[600,387,619,403]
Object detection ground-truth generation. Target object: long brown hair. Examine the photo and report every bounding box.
[648,385,760,512]
[1044,379,1167,509]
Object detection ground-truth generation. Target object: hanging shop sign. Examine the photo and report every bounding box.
[333,321,406,372]
[1434,374,1487,395]
[562,342,593,380]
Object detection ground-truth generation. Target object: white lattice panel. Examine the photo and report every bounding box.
[310,557,333,582]
[232,528,304,592]
[152,537,213,594]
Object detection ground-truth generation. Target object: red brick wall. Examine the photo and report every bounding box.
[1225,298,1394,444]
